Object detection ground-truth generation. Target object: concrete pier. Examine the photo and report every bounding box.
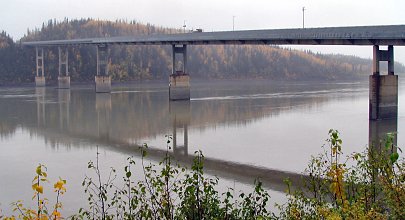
[369,75,398,120]
[58,76,70,89]
[95,76,111,93]
[35,76,46,87]
[169,73,190,100]
[35,47,45,87]
[95,45,110,93]
[58,47,70,89]
[170,45,190,100]
[369,45,398,120]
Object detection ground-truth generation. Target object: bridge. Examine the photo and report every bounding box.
[23,25,405,120]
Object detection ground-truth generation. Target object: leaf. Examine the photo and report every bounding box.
[390,152,399,164]
[126,171,131,178]
[36,166,42,175]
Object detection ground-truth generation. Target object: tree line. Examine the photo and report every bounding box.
[0,18,404,84]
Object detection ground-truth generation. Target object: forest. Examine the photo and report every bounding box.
[0,18,404,84]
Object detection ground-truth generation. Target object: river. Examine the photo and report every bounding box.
[0,79,403,216]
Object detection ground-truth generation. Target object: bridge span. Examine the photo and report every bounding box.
[23,25,405,120]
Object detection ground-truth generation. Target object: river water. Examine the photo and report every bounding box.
[0,79,403,216]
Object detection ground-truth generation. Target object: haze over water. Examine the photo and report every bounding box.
[0,79,403,215]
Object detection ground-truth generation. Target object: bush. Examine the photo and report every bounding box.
[1,130,404,219]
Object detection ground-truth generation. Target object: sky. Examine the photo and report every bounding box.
[2,0,405,63]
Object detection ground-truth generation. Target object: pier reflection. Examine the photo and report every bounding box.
[36,87,46,127]
[58,89,70,130]
[170,101,190,156]
[368,118,397,153]
[96,93,112,140]
[2,83,402,192]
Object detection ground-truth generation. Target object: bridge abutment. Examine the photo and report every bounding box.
[169,45,190,100]
[95,45,111,93]
[369,45,398,120]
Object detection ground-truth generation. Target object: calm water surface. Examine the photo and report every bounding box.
[0,79,403,215]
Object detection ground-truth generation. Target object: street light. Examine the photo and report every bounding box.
[233,16,235,31]
[183,20,186,33]
[302,7,306,29]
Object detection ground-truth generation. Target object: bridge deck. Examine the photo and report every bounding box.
[22,25,405,47]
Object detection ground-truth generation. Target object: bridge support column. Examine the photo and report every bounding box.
[58,47,70,89]
[169,44,190,100]
[95,45,111,93]
[35,47,46,87]
[369,45,398,120]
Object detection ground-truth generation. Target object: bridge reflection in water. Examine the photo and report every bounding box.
[369,118,398,154]
[170,101,190,156]
[21,87,397,193]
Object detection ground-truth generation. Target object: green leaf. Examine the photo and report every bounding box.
[390,152,399,164]
[126,171,132,178]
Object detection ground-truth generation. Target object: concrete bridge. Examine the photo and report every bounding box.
[23,25,405,120]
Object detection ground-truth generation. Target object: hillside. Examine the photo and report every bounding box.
[0,18,404,83]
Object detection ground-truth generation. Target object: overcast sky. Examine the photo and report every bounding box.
[2,0,405,63]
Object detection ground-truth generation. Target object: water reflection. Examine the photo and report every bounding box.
[170,101,190,156]
[0,82,398,190]
[96,93,112,140]
[1,82,367,146]
[58,89,70,130]
[36,87,46,127]
[369,118,398,152]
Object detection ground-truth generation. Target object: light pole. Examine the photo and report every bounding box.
[183,20,186,33]
[302,7,306,29]
[233,16,235,31]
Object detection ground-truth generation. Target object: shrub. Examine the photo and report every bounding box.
[2,131,403,219]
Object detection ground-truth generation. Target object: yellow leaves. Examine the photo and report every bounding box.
[52,210,61,219]
[5,164,68,219]
[327,164,346,203]
[32,183,44,194]
[53,179,67,193]
[36,166,42,175]
[332,146,337,155]
[288,205,301,220]
[318,205,343,219]
[35,164,47,177]
[325,212,342,220]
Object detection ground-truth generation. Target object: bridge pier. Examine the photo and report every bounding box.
[169,45,190,101]
[58,47,70,89]
[35,47,46,87]
[369,45,398,120]
[95,45,111,93]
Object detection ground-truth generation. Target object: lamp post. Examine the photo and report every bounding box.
[183,20,186,33]
[233,16,235,31]
[302,7,306,29]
